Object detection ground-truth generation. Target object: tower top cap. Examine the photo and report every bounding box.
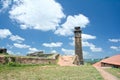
[75,27,80,30]
[74,27,82,33]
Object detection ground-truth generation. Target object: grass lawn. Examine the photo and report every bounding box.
[0,64,104,80]
[105,67,120,79]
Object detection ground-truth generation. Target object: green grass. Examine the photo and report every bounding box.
[105,68,120,79]
[0,64,104,80]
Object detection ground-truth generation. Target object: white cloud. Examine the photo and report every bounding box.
[55,14,89,36]
[90,46,102,52]
[82,41,92,47]
[69,37,74,46]
[9,35,25,43]
[69,33,96,46]
[28,47,39,53]
[13,43,40,53]
[69,40,102,52]
[9,0,65,31]
[110,46,120,51]
[61,48,91,58]
[7,50,14,54]
[62,48,74,55]
[82,41,102,52]
[0,29,12,39]
[20,25,28,30]
[0,29,25,43]
[51,50,57,53]
[69,33,96,41]
[43,42,63,47]
[7,50,22,55]
[83,51,91,59]
[6,44,13,49]
[69,33,102,52]
[82,34,96,40]
[14,43,30,49]
[0,0,12,12]
[7,50,16,55]
[109,39,120,43]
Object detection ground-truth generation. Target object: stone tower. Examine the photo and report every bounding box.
[74,27,84,65]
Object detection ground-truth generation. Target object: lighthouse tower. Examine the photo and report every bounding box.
[74,27,84,65]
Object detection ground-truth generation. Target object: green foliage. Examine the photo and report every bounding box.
[84,59,101,64]
[4,56,9,64]
[10,57,16,62]
[0,53,8,55]
[4,56,17,65]
[7,62,21,67]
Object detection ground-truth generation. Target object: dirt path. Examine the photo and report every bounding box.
[94,66,119,80]
[57,56,76,66]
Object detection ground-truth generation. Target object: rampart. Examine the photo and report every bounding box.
[0,54,59,64]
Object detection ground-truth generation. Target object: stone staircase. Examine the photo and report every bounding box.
[57,55,77,66]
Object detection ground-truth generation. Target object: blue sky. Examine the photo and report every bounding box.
[0,0,120,59]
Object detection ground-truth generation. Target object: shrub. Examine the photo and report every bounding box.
[4,56,9,64]
[7,62,21,67]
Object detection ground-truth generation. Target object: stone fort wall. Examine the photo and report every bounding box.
[0,55,59,64]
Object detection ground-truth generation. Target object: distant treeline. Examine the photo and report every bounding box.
[84,59,102,64]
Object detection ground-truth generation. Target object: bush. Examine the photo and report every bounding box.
[4,56,9,64]
[7,62,21,67]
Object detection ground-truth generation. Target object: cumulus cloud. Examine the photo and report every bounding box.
[0,29,12,39]
[0,29,25,43]
[61,48,91,58]
[82,41,102,52]
[82,34,96,40]
[9,0,65,31]
[14,43,30,49]
[7,50,14,54]
[69,34,102,52]
[62,48,74,55]
[7,50,20,55]
[43,42,63,47]
[109,39,120,51]
[51,50,57,53]
[110,46,120,51]
[69,33,96,46]
[55,14,89,36]
[109,39,120,43]
[9,35,25,43]
[7,50,21,55]
[28,47,39,53]
[13,43,40,53]
[0,0,12,12]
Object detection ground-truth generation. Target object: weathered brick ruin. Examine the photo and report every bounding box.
[74,27,84,65]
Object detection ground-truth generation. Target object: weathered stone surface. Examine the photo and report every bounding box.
[57,55,77,66]
[0,55,59,64]
[0,56,5,64]
[74,27,84,65]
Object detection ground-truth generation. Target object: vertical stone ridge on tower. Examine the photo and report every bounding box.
[74,27,84,65]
